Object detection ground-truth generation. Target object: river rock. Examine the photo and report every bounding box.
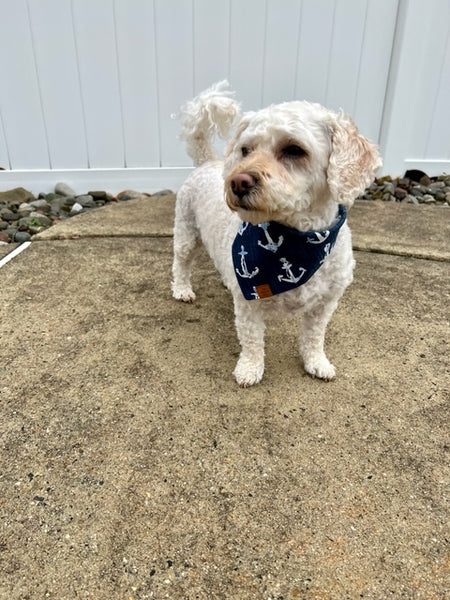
[18,203,33,216]
[70,202,83,215]
[0,209,18,222]
[76,194,96,208]
[29,199,51,213]
[88,190,108,199]
[14,231,31,243]
[0,187,34,207]
[55,182,76,197]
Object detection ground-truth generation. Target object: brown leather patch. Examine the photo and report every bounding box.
[255,284,273,298]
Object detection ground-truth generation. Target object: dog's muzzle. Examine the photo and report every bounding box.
[231,173,255,198]
[227,172,259,210]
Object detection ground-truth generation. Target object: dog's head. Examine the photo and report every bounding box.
[224,102,381,227]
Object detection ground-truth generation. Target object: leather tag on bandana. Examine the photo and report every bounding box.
[255,284,273,298]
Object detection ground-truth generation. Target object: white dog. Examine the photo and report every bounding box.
[172,81,381,386]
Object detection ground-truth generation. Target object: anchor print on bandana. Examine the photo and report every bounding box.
[320,243,331,264]
[307,230,330,244]
[237,221,250,236]
[257,223,284,252]
[235,245,259,279]
[277,257,306,283]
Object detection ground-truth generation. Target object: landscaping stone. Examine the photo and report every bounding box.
[0,168,449,245]
[0,187,34,206]
[76,194,96,208]
[29,199,51,213]
[13,231,31,243]
[70,202,84,215]
[55,182,76,197]
[357,172,450,205]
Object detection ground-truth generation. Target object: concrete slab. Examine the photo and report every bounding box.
[34,193,176,241]
[0,237,448,599]
[349,200,450,261]
[0,242,17,260]
[35,196,450,263]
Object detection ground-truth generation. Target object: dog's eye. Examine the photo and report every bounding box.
[281,145,307,158]
[241,146,251,157]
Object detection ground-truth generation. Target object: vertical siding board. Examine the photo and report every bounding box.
[295,0,335,104]
[325,0,367,113]
[380,0,447,174]
[0,0,49,169]
[409,0,450,159]
[352,0,398,141]
[229,0,267,110]
[0,112,10,169]
[27,0,88,169]
[71,0,124,168]
[114,0,160,168]
[262,0,303,105]
[193,0,230,92]
[154,0,194,167]
[425,20,450,159]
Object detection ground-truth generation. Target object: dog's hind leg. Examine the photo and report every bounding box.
[299,298,339,381]
[172,200,200,303]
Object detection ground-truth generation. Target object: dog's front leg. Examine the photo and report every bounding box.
[299,298,339,381]
[232,297,266,387]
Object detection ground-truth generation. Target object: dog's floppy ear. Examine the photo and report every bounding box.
[223,113,254,163]
[327,113,381,207]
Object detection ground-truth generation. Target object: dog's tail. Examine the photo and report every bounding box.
[177,80,240,167]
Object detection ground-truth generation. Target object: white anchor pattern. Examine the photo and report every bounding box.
[277,258,306,283]
[307,230,330,244]
[257,222,284,252]
[237,221,250,236]
[320,243,331,264]
[235,245,259,279]
[232,205,347,300]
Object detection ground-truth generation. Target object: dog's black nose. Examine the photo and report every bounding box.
[230,173,256,200]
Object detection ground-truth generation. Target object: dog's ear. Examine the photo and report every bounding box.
[327,113,381,207]
[223,113,254,166]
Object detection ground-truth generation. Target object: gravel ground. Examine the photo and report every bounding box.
[358,169,450,205]
[1,170,449,245]
[0,183,170,245]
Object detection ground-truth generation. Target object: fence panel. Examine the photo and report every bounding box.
[0,0,49,169]
[71,0,125,168]
[27,0,88,169]
[154,0,194,167]
[114,0,160,168]
[426,29,450,160]
[193,0,230,93]
[380,0,450,175]
[353,0,399,144]
[295,0,335,104]
[229,0,267,110]
[1,0,449,193]
[262,0,303,106]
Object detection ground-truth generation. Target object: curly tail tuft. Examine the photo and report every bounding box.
[177,80,240,167]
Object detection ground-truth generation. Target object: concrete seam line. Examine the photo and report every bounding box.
[32,233,174,241]
[352,245,449,263]
[0,241,32,269]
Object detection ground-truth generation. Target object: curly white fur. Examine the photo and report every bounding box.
[178,80,240,166]
[172,81,381,386]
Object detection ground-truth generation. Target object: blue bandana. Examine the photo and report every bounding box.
[232,205,347,300]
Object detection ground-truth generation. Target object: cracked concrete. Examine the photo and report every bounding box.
[0,197,448,599]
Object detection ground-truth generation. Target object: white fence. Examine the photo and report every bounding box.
[0,0,449,195]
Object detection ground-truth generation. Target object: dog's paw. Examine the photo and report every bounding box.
[303,355,336,381]
[172,285,196,303]
[233,357,264,387]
